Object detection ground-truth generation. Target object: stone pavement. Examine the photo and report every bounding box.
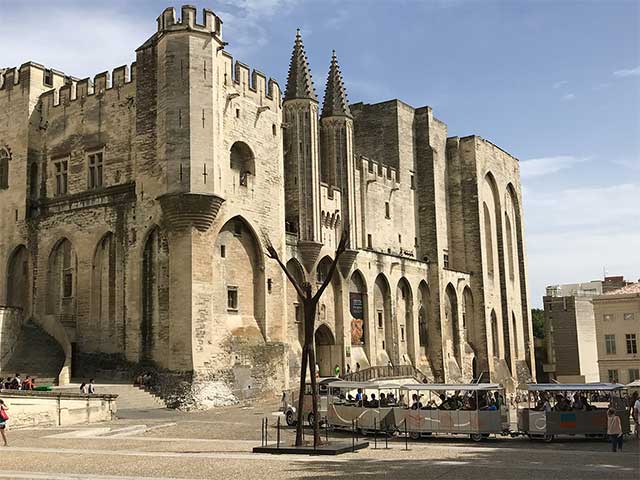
[1,400,638,479]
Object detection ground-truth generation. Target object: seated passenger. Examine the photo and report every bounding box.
[368,393,380,408]
[379,393,388,407]
[410,393,423,410]
[359,393,368,407]
[355,388,363,402]
[397,394,407,408]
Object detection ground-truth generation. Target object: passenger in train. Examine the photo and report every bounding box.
[368,393,380,408]
[410,393,423,410]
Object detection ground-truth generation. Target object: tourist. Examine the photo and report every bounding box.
[379,393,388,407]
[368,393,379,408]
[346,364,351,375]
[397,394,407,408]
[0,399,8,446]
[633,392,640,439]
[356,362,361,372]
[80,382,88,394]
[88,379,96,394]
[334,364,341,378]
[410,393,422,410]
[11,374,21,390]
[21,376,34,391]
[607,408,623,452]
[3,378,11,390]
[355,388,363,402]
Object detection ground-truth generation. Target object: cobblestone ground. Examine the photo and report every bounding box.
[2,400,638,480]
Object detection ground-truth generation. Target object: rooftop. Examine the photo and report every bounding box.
[603,282,640,296]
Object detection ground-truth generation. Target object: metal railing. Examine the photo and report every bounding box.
[343,365,428,383]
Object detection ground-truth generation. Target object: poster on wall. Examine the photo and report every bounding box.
[350,292,364,345]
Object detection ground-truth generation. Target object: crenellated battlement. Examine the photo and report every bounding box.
[356,155,398,184]
[39,63,136,109]
[220,51,280,105]
[0,62,68,93]
[157,5,222,38]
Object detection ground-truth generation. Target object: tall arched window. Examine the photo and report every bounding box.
[230,141,255,187]
[0,148,10,189]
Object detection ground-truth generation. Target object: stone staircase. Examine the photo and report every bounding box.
[343,364,429,383]
[57,381,166,412]
[0,321,65,386]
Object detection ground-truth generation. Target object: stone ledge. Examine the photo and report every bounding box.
[0,389,118,400]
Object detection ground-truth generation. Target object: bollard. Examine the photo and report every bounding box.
[277,417,281,449]
[404,420,409,451]
[374,417,377,449]
[352,419,355,452]
[265,418,268,445]
[355,419,359,442]
[385,426,389,449]
[324,416,329,443]
[261,418,264,446]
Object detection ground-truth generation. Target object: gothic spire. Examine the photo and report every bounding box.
[284,29,317,102]
[321,50,351,118]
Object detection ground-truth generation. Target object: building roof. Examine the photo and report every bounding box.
[284,30,317,102]
[321,50,351,118]
[603,283,640,296]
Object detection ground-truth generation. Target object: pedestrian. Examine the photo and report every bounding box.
[334,364,341,378]
[607,407,623,452]
[88,379,96,394]
[11,374,21,390]
[80,382,88,394]
[633,392,640,440]
[356,362,361,372]
[0,399,9,446]
[346,364,351,375]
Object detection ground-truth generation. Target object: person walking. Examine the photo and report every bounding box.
[88,379,96,395]
[0,399,9,446]
[607,407,623,452]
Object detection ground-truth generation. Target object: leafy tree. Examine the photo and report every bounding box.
[531,308,545,339]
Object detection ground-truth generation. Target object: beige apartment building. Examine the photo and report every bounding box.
[0,5,535,407]
[593,283,640,384]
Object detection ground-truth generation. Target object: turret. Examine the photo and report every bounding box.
[320,51,357,248]
[283,30,321,244]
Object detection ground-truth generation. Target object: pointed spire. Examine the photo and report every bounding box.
[321,50,351,118]
[284,29,317,102]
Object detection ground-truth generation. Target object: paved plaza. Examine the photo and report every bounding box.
[1,400,638,480]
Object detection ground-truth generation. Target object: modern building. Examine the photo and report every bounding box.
[593,283,640,384]
[541,276,631,383]
[0,5,535,407]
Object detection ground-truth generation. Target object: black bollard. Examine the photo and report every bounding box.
[404,420,409,451]
[385,426,389,449]
[277,417,281,449]
[352,419,355,452]
[355,419,359,442]
[374,417,377,449]
[324,416,329,443]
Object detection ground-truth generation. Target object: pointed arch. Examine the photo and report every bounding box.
[230,141,255,187]
[374,273,393,363]
[214,215,266,339]
[315,323,336,376]
[396,277,414,365]
[6,245,29,312]
[141,226,169,363]
[46,238,77,318]
[0,147,10,189]
[92,232,116,351]
[444,283,461,368]
[349,269,368,350]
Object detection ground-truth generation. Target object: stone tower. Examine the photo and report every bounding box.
[283,31,321,250]
[320,51,357,248]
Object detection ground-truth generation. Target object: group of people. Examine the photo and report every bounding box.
[2,374,36,391]
[337,388,401,408]
[533,392,595,412]
[407,391,505,411]
[79,379,96,395]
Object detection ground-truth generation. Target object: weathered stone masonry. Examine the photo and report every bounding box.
[0,5,535,407]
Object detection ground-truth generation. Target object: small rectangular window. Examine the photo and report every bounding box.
[604,313,614,321]
[443,253,449,269]
[272,124,277,136]
[623,313,635,321]
[54,158,68,196]
[43,69,53,86]
[227,287,238,311]
[410,175,415,189]
[400,326,405,342]
[626,334,637,354]
[605,334,616,354]
[88,152,104,189]
[220,245,226,258]
[294,304,302,324]
[398,234,402,244]
[367,234,372,249]
[377,311,383,329]
[608,369,618,383]
[629,369,640,382]
[385,202,390,219]
[63,270,73,298]
[235,108,240,118]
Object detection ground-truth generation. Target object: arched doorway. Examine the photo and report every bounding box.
[141,227,169,363]
[396,278,414,365]
[374,274,393,365]
[92,233,117,352]
[213,216,265,340]
[46,239,77,319]
[6,245,29,312]
[349,270,369,369]
[315,324,335,377]
[444,283,461,369]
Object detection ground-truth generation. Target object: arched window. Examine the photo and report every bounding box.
[230,141,255,187]
[0,148,10,189]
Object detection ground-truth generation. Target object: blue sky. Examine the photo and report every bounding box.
[1,0,638,305]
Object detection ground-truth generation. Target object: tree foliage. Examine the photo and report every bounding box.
[531,308,545,339]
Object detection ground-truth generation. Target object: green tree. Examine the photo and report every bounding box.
[531,308,545,339]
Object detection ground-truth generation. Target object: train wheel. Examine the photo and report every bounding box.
[543,434,554,443]
[470,433,483,442]
[307,413,315,427]
[409,431,421,440]
[285,410,296,426]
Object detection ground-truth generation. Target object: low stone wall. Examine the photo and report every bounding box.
[0,306,24,369]
[0,390,117,428]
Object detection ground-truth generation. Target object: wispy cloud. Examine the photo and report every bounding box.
[520,155,589,178]
[553,80,568,89]
[613,66,640,77]
[612,158,640,171]
[562,93,576,101]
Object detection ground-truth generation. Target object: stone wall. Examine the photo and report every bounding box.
[0,390,117,428]
[0,307,23,368]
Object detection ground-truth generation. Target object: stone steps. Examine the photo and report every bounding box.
[0,321,64,386]
[56,382,167,411]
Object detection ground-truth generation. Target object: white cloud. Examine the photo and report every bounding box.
[523,183,640,305]
[612,158,640,171]
[520,155,589,178]
[613,66,640,77]
[553,80,568,89]
[562,93,576,101]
